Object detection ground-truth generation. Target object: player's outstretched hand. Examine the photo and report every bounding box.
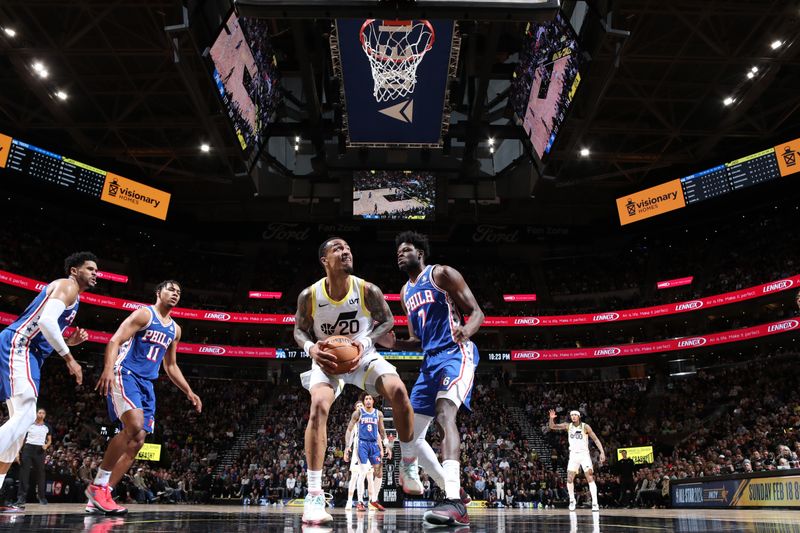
[95,368,115,396]
[188,391,203,413]
[310,341,339,375]
[65,356,83,386]
[386,448,393,460]
[66,327,89,346]
[548,409,557,419]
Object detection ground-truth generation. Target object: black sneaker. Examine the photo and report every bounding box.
[423,498,470,526]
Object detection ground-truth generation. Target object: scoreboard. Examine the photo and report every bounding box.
[617,137,800,225]
[0,132,170,220]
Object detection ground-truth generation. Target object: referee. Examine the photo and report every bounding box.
[15,408,51,508]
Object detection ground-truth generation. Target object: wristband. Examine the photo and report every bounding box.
[361,336,373,353]
[303,341,314,355]
[383,437,390,448]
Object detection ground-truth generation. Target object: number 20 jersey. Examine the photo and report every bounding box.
[115,306,176,380]
[310,275,373,349]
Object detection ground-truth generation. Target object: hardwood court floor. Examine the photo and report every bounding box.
[2,504,799,532]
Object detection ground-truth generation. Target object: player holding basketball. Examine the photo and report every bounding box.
[344,393,391,511]
[295,237,422,525]
[344,399,367,510]
[385,231,483,527]
[549,409,606,512]
[0,252,94,509]
[86,280,201,514]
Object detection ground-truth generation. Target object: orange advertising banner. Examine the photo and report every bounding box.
[0,133,11,168]
[100,173,170,220]
[774,138,800,177]
[616,179,686,225]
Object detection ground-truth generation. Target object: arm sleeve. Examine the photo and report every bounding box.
[38,299,70,356]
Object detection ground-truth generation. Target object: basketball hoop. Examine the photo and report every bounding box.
[359,19,435,103]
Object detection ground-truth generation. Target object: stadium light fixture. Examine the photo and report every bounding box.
[579,147,590,157]
[55,90,68,101]
[200,143,210,153]
[770,39,783,50]
[489,147,495,154]
[295,136,301,143]
[746,71,755,79]
[3,27,16,37]
[488,138,495,146]
[32,61,49,78]
[723,96,735,106]
[751,66,759,73]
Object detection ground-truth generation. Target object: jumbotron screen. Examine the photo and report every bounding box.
[207,11,280,157]
[511,11,585,160]
[353,171,436,220]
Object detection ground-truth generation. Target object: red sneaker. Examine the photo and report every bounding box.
[356,502,367,511]
[460,487,472,505]
[85,484,127,514]
[423,499,470,526]
[369,500,385,511]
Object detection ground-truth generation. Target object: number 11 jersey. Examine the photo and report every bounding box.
[115,306,176,380]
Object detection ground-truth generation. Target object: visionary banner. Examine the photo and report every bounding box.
[334,19,456,146]
[1,269,797,327]
[511,319,800,361]
[617,179,686,225]
[672,473,800,508]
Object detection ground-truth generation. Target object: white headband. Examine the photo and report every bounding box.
[570,410,581,417]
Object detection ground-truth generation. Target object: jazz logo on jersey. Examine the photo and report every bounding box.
[321,311,360,336]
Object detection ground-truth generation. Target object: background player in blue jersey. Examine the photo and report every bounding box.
[86,280,202,514]
[0,252,95,509]
[344,393,391,511]
[385,231,484,527]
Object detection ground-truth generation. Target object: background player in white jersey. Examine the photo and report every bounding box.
[0,252,94,510]
[345,399,367,510]
[344,393,391,511]
[294,237,422,525]
[549,409,606,512]
[87,281,202,514]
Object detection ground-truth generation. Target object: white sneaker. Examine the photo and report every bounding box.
[569,499,576,511]
[592,504,600,512]
[345,500,353,510]
[399,458,424,495]
[302,492,332,525]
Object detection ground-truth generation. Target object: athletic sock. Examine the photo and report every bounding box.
[442,460,461,500]
[93,468,112,487]
[589,481,598,505]
[568,482,575,501]
[308,470,322,494]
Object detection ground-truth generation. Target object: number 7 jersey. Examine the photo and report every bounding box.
[115,306,176,380]
[310,276,374,347]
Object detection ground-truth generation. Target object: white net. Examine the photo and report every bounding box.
[360,20,435,103]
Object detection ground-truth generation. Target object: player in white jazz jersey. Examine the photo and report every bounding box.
[549,409,606,512]
[294,237,422,525]
[344,400,368,510]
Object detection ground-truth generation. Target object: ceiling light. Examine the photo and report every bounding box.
[579,147,590,157]
[488,138,495,146]
[746,71,755,79]
[32,61,45,72]
[37,68,49,79]
[3,27,16,37]
[750,66,759,73]
[489,146,495,154]
[723,96,735,106]
[770,40,783,50]
[295,136,300,143]
[55,90,68,100]
[294,144,299,152]
[200,143,210,153]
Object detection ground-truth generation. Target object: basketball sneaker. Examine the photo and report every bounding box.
[85,501,101,514]
[369,500,385,511]
[356,501,367,512]
[460,488,472,505]
[569,499,576,511]
[398,458,424,495]
[0,504,23,514]
[301,492,332,525]
[85,484,127,515]
[344,500,353,510]
[423,499,470,526]
[592,504,600,512]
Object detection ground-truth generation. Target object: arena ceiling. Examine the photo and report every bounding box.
[0,0,798,223]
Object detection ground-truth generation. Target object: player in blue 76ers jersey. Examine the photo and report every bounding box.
[384,231,484,527]
[85,280,202,515]
[344,393,391,511]
[0,252,95,511]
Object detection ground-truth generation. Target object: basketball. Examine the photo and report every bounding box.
[324,335,362,374]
